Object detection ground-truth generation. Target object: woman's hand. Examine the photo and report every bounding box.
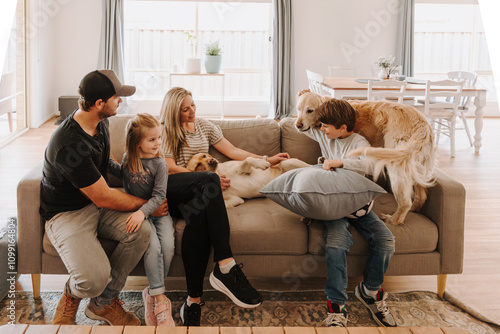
[323,159,343,171]
[126,210,146,233]
[267,153,290,166]
[219,174,231,191]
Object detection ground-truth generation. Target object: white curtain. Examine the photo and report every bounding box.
[98,0,125,81]
[271,0,294,119]
[396,0,414,77]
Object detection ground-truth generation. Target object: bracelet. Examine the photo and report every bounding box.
[262,155,268,162]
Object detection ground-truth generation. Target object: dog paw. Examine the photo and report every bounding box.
[381,213,405,225]
[254,160,271,170]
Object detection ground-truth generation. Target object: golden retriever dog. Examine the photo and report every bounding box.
[186,153,310,208]
[295,90,437,225]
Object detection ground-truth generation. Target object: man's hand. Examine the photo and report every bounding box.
[267,153,290,166]
[126,210,146,233]
[323,159,343,171]
[150,199,169,217]
[220,174,231,191]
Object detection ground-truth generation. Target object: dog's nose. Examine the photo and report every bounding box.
[295,121,303,129]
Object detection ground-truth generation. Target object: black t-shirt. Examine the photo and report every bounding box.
[40,111,110,220]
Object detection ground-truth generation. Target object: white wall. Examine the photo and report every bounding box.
[293,0,400,92]
[29,0,101,127]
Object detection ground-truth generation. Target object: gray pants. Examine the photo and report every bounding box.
[45,204,151,305]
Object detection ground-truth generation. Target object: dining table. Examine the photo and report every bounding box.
[321,77,488,153]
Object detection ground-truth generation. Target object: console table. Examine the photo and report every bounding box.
[169,73,225,119]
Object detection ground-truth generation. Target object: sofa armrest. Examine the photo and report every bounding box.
[421,168,465,274]
[17,161,44,274]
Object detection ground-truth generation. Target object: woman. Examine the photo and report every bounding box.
[159,87,289,326]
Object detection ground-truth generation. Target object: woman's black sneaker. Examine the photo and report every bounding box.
[180,301,203,326]
[209,263,263,308]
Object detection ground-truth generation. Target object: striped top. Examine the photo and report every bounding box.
[162,118,224,167]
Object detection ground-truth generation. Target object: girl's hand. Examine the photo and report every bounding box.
[219,174,231,191]
[126,210,146,233]
[267,153,290,166]
[323,159,343,171]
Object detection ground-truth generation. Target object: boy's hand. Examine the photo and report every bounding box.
[126,210,146,233]
[323,159,343,171]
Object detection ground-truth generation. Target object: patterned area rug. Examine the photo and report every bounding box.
[1,290,499,333]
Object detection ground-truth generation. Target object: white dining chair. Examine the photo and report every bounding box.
[413,80,464,158]
[447,70,477,146]
[367,80,407,104]
[306,70,332,96]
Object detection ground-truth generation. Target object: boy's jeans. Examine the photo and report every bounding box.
[320,211,395,305]
[144,215,176,296]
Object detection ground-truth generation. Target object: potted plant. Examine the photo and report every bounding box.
[204,40,222,74]
[375,55,397,80]
[184,32,201,74]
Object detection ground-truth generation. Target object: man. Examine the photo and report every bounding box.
[40,70,168,325]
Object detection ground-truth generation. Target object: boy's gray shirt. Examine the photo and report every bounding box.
[302,127,373,175]
[108,156,168,216]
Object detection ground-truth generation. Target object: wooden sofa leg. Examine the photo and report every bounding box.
[32,274,41,299]
[437,274,447,298]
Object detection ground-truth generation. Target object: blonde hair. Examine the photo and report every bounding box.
[125,113,162,173]
[159,87,192,159]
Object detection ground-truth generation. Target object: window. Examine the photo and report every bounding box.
[414,3,497,104]
[0,0,26,146]
[124,1,272,116]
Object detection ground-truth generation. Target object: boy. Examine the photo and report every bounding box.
[302,98,397,327]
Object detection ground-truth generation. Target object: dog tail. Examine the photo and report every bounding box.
[348,142,437,188]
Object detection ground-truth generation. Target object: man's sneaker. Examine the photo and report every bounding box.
[52,289,82,325]
[155,297,175,327]
[209,263,263,308]
[142,287,156,326]
[355,282,397,327]
[324,301,347,327]
[180,301,203,326]
[85,296,140,326]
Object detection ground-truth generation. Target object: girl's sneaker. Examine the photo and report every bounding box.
[142,287,156,326]
[155,297,175,327]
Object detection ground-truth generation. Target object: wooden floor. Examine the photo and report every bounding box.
[0,324,473,334]
[2,117,500,323]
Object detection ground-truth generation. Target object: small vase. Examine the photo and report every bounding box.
[204,55,222,74]
[377,69,388,80]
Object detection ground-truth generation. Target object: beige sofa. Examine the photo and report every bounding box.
[17,116,465,298]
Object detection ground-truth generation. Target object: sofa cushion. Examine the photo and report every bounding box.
[175,198,308,256]
[279,117,321,165]
[308,193,439,255]
[260,165,386,220]
[209,119,281,163]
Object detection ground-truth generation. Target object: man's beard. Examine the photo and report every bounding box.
[98,103,117,120]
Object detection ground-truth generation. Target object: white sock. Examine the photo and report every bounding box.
[219,259,236,274]
[363,283,379,299]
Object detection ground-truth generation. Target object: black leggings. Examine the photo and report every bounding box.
[167,171,233,297]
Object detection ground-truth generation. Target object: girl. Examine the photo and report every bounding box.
[109,113,175,326]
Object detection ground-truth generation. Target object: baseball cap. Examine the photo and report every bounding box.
[79,70,136,102]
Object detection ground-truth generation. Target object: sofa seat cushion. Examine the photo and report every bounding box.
[308,193,439,256]
[175,198,308,256]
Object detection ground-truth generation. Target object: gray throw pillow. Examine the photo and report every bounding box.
[260,165,386,220]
